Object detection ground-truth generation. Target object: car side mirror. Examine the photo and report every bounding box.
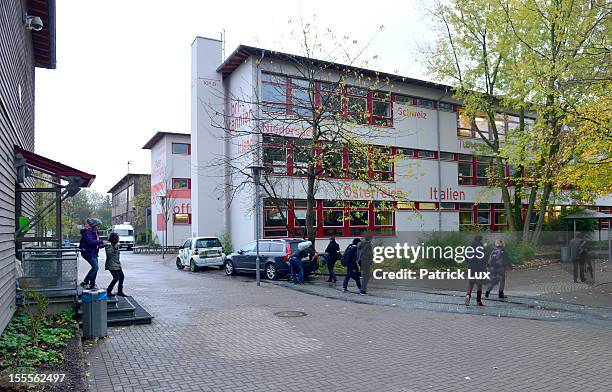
[238,249,244,255]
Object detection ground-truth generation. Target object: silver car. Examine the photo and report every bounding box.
[176,236,225,272]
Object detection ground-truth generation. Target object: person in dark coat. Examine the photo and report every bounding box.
[105,233,127,297]
[465,235,486,306]
[342,238,362,292]
[485,239,513,299]
[324,237,340,283]
[569,232,588,283]
[358,233,374,295]
[79,218,107,290]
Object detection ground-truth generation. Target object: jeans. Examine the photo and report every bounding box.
[289,258,304,284]
[327,260,337,282]
[107,269,124,293]
[83,255,99,286]
[343,269,362,290]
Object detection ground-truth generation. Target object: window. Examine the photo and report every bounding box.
[458,154,473,185]
[371,91,391,126]
[476,156,493,186]
[418,202,437,210]
[397,201,415,210]
[349,147,369,178]
[439,102,453,112]
[173,213,191,225]
[417,150,436,159]
[459,203,473,226]
[457,110,489,139]
[345,86,368,124]
[292,139,311,174]
[322,143,344,178]
[373,201,394,235]
[457,111,472,137]
[265,209,287,227]
[440,202,456,210]
[349,201,370,236]
[396,148,414,157]
[195,238,222,248]
[439,152,455,161]
[494,113,506,140]
[477,204,490,225]
[262,73,288,113]
[263,135,287,174]
[172,143,190,155]
[394,94,415,105]
[494,203,508,226]
[319,82,342,115]
[416,98,434,109]
[182,239,192,249]
[263,198,288,237]
[370,146,393,181]
[323,200,344,237]
[172,178,190,190]
[291,78,313,117]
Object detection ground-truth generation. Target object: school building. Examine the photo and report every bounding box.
[181,37,611,250]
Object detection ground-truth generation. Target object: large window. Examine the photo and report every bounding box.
[263,198,288,237]
[321,143,344,178]
[458,154,494,186]
[370,146,393,181]
[263,135,287,174]
[173,213,191,225]
[261,72,393,126]
[172,143,190,155]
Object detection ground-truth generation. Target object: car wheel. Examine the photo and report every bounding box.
[224,260,236,276]
[265,263,278,280]
[176,258,184,270]
[190,259,199,272]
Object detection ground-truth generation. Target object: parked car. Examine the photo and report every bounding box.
[176,236,225,272]
[112,223,135,250]
[224,239,319,280]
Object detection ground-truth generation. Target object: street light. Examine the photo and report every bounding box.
[248,165,265,286]
[158,194,167,259]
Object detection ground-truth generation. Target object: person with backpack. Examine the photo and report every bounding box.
[341,238,362,293]
[79,218,107,290]
[105,233,127,297]
[485,239,513,299]
[358,233,374,295]
[465,235,486,306]
[324,237,340,283]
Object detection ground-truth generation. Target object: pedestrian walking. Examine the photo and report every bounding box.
[105,233,127,297]
[569,232,588,283]
[465,235,486,306]
[289,241,312,284]
[358,233,374,295]
[485,239,513,299]
[325,237,340,283]
[341,238,362,292]
[79,218,107,290]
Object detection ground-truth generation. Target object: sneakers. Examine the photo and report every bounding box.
[360,291,367,295]
[342,288,348,292]
[465,294,471,306]
[498,292,506,299]
[79,282,88,288]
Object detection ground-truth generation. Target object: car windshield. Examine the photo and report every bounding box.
[115,229,133,236]
[196,238,222,248]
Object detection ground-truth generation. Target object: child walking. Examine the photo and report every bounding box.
[105,233,127,297]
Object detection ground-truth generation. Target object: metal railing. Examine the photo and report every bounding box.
[18,247,79,291]
[133,245,180,254]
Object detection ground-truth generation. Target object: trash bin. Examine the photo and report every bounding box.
[560,246,571,263]
[82,289,107,339]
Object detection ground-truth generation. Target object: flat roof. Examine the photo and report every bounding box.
[217,44,454,93]
[107,173,150,194]
[142,131,190,150]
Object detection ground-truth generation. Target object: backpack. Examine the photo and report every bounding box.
[489,248,504,267]
[340,245,353,267]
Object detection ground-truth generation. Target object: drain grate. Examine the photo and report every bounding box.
[274,311,307,318]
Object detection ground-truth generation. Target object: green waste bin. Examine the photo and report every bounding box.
[82,289,107,338]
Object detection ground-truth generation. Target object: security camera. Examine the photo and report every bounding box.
[24,15,43,31]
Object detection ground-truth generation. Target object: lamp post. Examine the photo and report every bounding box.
[249,165,265,286]
[158,194,167,259]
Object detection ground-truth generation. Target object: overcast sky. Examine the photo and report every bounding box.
[34,0,435,194]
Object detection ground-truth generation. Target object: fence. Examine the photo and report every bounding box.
[18,247,79,291]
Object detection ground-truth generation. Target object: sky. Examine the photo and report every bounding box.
[34,0,436,194]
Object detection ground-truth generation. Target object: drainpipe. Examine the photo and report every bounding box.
[436,87,449,232]
[253,51,265,242]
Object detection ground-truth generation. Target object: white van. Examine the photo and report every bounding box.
[112,222,135,250]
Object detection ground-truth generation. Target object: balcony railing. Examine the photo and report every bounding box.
[18,246,78,292]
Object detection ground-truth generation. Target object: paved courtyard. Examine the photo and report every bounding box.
[83,253,612,392]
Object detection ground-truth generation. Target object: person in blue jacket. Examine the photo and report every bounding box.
[79,218,107,289]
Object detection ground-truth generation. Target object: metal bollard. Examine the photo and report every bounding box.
[82,289,107,338]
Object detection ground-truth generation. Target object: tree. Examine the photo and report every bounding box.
[424,0,611,243]
[152,175,177,256]
[202,18,404,245]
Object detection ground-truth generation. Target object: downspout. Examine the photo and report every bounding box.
[253,50,265,241]
[436,87,449,231]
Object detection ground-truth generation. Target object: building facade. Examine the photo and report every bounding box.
[0,0,56,333]
[107,173,151,239]
[186,37,612,251]
[143,132,192,246]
